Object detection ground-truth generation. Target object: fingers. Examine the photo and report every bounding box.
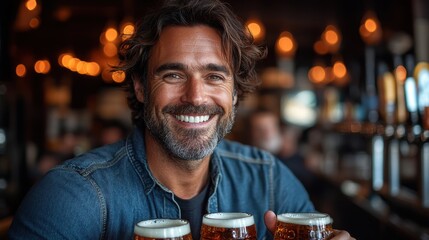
[264,210,277,234]
[329,229,356,240]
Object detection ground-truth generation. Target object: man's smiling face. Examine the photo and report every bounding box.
[138,25,237,161]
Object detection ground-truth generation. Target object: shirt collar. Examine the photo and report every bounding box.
[126,126,157,194]
[126,126,224,197]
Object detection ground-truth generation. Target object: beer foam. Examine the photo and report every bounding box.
[277,213,332,226]
[202,212,255,228]
[134,219,191,238]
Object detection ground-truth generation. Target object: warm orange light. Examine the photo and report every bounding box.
[59,53,100,77]
[16,64,27,77]
[67,58,80,72]
[34,60,51,74]
[333,61,347,79]
[123,24,134,34]
[26,0,37,11]
[121,24,135,41]
[364,19,377,33]
[123,24,134,36]
[76,61,88,75]
[29,18,40,29]
[112,71,126,83]
[105,28,118,42]
[245,19,265,42]
[86,62,101,76]
[319,25,341,54]
[248,23,261,37]
[394,65,407,83]
[59,53,73,67]
[321,25,342,54]
[324,30,338,45]
[279,36,293,52]
[360,11,382,45]
[308,66,326,83]
[276,31,296,57]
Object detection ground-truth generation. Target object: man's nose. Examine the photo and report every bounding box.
[181,77,207,105]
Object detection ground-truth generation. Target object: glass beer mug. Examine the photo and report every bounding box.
[274,213,333,240]
[200,212,257,240]
[134,219,193,240]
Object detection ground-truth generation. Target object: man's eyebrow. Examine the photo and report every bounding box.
[155,63,186,74]
[154,63,231,76]
[204,63,231,76]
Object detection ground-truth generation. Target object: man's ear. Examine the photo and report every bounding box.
[134,80,145,103]
[233,89,238,105]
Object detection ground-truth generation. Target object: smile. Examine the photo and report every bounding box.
[175,115,210,123]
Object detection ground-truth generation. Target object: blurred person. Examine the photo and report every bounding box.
[93,118,130,147]
[248,110,318,195]
[277,126,321,197]
[248,108,282,154]
[277,125,306,175]
[8,0,354,239]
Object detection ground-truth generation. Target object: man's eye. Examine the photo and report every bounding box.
[164,73,182,80]
[208,75,224,81]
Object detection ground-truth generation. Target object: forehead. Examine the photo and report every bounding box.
[159,25,222,47]
[151,25,227,64]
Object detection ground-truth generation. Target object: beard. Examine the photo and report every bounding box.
[143,100,236,161]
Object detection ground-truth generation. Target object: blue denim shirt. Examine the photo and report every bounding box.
[9,127,314,239]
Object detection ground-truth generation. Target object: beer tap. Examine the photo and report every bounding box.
[371,62,393,192]
[404,55,421,142]
[378,62,400,195]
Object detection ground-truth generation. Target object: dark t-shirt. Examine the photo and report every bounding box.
[175,183,210,240]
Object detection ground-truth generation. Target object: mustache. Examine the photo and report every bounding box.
[163,104,224,115]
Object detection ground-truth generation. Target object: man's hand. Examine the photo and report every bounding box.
[264,210,356,240]
[264,210,277,232]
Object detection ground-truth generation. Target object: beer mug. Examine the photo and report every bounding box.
[274,213,333,240]
[134,219,193,240]
[200,212,257,240]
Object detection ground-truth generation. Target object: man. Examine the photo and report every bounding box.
[248,109,283,154]
[9,0,354,239]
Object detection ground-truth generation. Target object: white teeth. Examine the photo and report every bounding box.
[175,115,210,123]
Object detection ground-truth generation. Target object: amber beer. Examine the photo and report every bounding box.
[274,213,333,240]
[200,212,257,240]
[134,219,193,240]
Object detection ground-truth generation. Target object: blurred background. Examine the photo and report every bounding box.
[1,0,429,239]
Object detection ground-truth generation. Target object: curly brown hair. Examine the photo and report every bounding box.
[115,0,266,123]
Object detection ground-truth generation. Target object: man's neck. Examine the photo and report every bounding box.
[144,130,211,199]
